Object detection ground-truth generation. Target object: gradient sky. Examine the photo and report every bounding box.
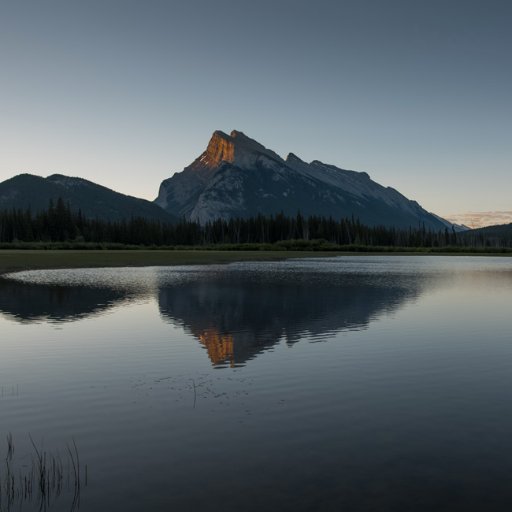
[1,0,510,218]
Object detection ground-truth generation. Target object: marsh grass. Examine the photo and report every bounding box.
[0,434,86,512]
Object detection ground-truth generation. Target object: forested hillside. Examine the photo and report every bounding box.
[1,200,510,250]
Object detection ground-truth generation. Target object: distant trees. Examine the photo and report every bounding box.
[0,198,510,249]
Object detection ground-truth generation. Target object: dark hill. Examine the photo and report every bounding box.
[461,223,512,246]
[0,173,174,222]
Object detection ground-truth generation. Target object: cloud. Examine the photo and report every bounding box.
[445,211,512,229]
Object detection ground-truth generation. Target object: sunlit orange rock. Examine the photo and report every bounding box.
[197,328,235,367]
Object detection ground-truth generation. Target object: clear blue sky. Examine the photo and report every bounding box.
[1,0,510,217]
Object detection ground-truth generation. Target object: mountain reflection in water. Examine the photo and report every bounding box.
[0,278,130,323]
[2,258,512,512]
[0,263,428,367]
[158,272,425,367]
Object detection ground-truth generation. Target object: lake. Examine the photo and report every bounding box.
[0,256,511,511]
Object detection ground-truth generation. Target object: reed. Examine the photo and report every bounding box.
[0,434,86,512]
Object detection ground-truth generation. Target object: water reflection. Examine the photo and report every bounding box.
[158,271,425,367]
[0,264,428,367]
[0,278,130,324]
[2,258,512,511]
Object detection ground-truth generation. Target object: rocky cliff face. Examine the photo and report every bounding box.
[155,130,453,230]
[201,130,282,169]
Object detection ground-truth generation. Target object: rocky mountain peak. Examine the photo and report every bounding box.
[204,131,236,167]
[200,130,283,170]
[230,130,248,139]
[156,129,457,231]
[286,153,305,164]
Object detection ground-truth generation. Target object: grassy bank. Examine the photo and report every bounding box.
[2,239,512,253]
[0,249,344,276]
[1,246,511,277]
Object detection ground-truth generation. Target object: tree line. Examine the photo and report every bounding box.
[0,198,509,249]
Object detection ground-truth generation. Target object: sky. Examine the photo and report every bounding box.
[1,0,511,221]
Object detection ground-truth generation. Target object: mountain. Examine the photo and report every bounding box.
[461,222,512,243]
[155,130,454,230]
[0,173,174,222]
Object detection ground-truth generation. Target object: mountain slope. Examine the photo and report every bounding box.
[461,223,512,243]
[156,130,453,230]
[0,174,174,222]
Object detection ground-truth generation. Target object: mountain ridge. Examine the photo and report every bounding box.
[0,173,175,222]
[0,131,465,231]
[156,130,459,230]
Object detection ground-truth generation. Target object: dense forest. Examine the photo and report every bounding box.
[0,198,510,249]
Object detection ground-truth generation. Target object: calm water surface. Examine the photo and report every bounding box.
[0,256,512,511]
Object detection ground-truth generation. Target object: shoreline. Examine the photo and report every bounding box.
[1,249,511,277]
[0,249,339,277]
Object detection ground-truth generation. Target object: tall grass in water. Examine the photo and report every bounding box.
[0,434,86,512]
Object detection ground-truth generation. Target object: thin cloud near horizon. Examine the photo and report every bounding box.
[446,211,512,229]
